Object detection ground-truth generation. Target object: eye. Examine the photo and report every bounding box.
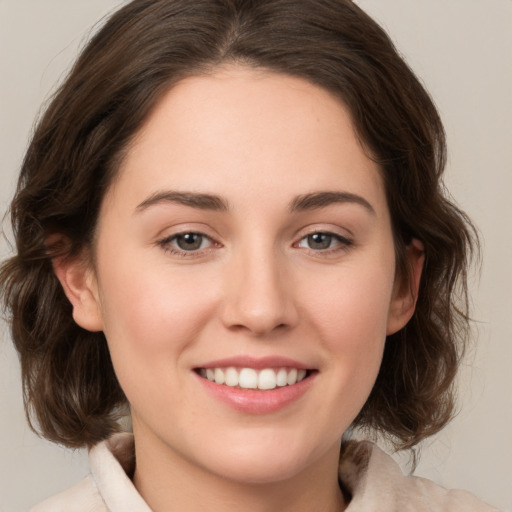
[174,233,209,251]
[159,232,215,254]
[297,232,351,251]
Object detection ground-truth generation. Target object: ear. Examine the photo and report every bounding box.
[386,238,424,335]
[52,247,104,333]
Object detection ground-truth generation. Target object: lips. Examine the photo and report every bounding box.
[194,356,316,414]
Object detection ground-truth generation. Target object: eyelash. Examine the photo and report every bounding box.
[157,232,219,258]
[295,232,353,254]
[157,231,353,258]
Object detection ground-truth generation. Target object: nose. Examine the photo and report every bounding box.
[220,244,299,337]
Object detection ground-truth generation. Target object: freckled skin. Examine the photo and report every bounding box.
[62,66,421,512]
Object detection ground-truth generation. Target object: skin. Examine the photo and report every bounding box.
[56,66,423,512]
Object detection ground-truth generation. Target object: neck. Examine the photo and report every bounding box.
[132,430,346,512]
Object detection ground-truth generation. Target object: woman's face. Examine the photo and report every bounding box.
[64,66,420,485]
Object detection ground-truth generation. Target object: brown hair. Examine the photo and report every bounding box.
[0,0,476,450]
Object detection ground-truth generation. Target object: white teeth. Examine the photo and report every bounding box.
[224,367,239,387]
[276,368,288,387]
[258,369,277,390]
[286,368,298,386]
[214,368,225,385]
[239,368,258,389]
[201,367,309,390]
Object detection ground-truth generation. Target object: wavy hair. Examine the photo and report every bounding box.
[0,0,476,449]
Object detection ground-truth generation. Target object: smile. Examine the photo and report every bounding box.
[198,367,309,390]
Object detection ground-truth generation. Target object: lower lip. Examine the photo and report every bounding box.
[195,372,316,414]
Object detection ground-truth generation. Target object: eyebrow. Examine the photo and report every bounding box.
[135,189,375,215]
[135,191,230,213]
[289,191,375,215]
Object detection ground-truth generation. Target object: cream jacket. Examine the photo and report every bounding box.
[30,433,500,511]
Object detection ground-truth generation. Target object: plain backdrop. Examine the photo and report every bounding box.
[0,1,511,511]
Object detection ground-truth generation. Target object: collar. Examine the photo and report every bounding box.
[89,433,498,512]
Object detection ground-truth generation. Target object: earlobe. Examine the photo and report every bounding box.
[386,238,424,335]
[52,248,104,333]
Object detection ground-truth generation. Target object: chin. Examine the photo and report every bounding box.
[209,453,311,485]
[195,433,334,485]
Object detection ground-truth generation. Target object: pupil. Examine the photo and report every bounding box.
[177,233,202,250]
[308,233,331,250]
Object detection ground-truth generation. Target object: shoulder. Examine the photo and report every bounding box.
[29,476,107,512]
[339,440,501,512]
[30,433,150,512]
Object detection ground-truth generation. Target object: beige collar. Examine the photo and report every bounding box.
[88,433,498,512]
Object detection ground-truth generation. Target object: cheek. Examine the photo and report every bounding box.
[95,258,219,383]
[300,256,395,404]
[305,257,395,342]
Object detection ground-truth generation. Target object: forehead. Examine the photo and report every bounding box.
[105,65,386,217]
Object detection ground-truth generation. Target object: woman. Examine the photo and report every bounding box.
[0,0,501,510]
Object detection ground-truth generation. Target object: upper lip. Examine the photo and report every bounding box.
[195,355,311,370]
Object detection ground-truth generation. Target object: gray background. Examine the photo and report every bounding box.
[1,1,511,510]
